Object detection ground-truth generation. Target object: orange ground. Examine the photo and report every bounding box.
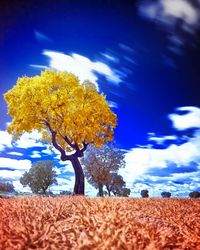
[0,196,200,249]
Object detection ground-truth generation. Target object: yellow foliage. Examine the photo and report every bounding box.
[4,70,117,151]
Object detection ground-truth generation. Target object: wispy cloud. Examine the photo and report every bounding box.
[31,50,122,91]
[7,152,23,156]
[148,133,177,145]
[0,157,31,171]
[138,0,200,54]
[107,101,118,109]
[34,30,53,43]
[101,53,119,63]
[119,43,135,53]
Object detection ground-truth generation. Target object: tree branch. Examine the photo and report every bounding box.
[80,141,88,153]
[63,136,77,149]
[44,121,71,161]
[73,141,88,158]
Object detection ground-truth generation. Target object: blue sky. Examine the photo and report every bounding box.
[0,0,200,197]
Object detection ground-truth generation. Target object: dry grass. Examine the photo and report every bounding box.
[0,196,200,250]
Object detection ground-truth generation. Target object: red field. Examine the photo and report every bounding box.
[0,196,200,249]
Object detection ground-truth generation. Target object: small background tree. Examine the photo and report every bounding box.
[20,160,57,194]
[161,191,171,198]
[0,181,15,193]
[82,144,125,197]
[140,189,149,198]
[106,173,125,196]
[117,187,131,197]
[189,191,200,198]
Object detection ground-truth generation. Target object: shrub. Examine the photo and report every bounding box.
[140,189,149,198]
[189,191,200,198]
[161,192,171,198]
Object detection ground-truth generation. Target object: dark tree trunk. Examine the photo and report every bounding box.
[42,188,46,194]
[98,183,104,197]
[70,156,85,195]
[106,185,111,197]
[45,121,87,196]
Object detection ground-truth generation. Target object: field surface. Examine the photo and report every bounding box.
[0,197,200,250]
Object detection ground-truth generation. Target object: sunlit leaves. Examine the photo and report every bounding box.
[4,70,117,151]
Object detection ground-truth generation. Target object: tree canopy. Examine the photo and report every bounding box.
[20,160,57,194]
[140,189,149,198]
[4,70,117,150]
[117,187,131,197]
[0,181,15,193]
[189,191,200,198]
[82,144,125,196]
[106,173,125,196]
[4,70,117,195]
[161,191,171,198]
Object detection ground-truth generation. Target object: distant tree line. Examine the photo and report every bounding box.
[1,144,200,199]
[139,190,200,198]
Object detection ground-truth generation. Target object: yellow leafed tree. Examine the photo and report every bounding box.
[4,70,117,195]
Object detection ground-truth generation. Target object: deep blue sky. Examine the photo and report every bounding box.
[0,0,200,196]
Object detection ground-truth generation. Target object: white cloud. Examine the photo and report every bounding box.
[0,128,46,151]
[7,152,23,156]
[31,50,122,91]
[139,0,200,28]
[14,130,44,148]
[13,180,32,193]
[148,133,177,144]
[58,163,73,173]
[30,151,42,158]
[121,129,200,185]
[169,106,200,130]
[139,0,200,53]
[0,158,31,171]
[41,148,53,155]
[0,170,24,181]
[0,131,12,151]
[165,133,200,164]
[161,0,198,25]
[119,147,166,186]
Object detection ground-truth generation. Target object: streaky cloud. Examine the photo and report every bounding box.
[138,0,200,54]
[41,50,122,91]
[34,30,53,43]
